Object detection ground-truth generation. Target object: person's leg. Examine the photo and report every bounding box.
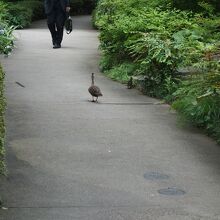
[47,12,57,46]
[55,11,66,46]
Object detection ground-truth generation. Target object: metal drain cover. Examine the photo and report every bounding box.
[158,187,186,196]
[144,172,170,180]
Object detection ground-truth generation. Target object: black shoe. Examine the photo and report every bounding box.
[53,43,61,49]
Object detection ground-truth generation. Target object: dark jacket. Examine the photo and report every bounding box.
[44,0,70,14]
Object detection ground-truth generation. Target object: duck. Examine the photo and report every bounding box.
[127,76,133,89]
[88,73,103,102]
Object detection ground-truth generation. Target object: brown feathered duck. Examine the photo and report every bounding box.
[88,73,103,102]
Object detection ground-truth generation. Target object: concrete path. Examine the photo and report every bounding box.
[1,16,220,220]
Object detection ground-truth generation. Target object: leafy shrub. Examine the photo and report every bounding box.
[0,23,15,55]
[171,65,220,141]
[18,0,45,21]
[3,0,44,28]
[70,0,96,14]
[104,62,137,83]
[95,1,202,95]
[95,0,220,93]
[0,1,13,175]
[0,1,15,55]
[99,53,118,72]
[0,65,6,175]
[0,1,7,20]
[172,94,220,142]
[5,2,33,28]
[172,0,220,13]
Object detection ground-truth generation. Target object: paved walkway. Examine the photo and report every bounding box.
[1,16,220,220]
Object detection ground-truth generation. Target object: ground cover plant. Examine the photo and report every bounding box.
[94,0,220,142]
[0,65,6,175]
[0,0,14,175]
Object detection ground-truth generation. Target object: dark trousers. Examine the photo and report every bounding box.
[47,6,66,45]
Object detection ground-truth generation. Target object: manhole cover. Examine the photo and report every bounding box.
[144,172,170,180]
[158,187,186,196]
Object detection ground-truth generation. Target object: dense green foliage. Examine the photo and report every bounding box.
[0,65,6,175]
[0,1,14,54]
[2,0,44,28]
[70,0,96,14]
[173,0,220,12]
[94,0,220,142]
[0,1,12,175]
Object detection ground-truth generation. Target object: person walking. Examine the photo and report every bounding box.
[44,0,71,49]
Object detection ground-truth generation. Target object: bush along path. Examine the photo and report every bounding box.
[0,65,6,208]
[0,1,14,208]
[94,0,220,143]
[0,1,13,177]
[0,65,5,177]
